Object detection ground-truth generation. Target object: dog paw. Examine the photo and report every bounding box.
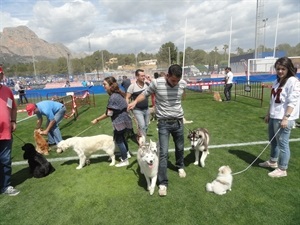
[194,161,199,165]
[76,166,83,169]
[109,162,115,166]
[149,188,155,195]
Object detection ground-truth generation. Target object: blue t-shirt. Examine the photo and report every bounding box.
[36,100,64,120]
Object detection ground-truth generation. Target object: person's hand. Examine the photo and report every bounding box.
[36,128,42,133]
[264,115,269,123]
[127,101,136,111]
[39,130,48,135]
[281,118,288,128]
[11,121,17,132]
[91,119,98,124]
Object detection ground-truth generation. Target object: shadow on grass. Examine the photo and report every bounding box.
[228,149,265,167]
[128,159,149,192]
[60,155,113,168]
[184,149,206,168]
[12,167,33,187]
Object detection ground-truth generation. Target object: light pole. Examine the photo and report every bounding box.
[263,18,268,52]
[168,47,171,67]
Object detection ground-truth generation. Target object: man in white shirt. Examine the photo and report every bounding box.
[224,67,233,101]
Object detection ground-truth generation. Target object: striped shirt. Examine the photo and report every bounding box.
[142,77,187,119]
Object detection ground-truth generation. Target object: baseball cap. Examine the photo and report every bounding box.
[26,103,36,116]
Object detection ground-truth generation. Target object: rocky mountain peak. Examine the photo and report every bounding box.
[0,26,71,63]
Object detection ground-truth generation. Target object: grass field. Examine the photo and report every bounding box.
[1,89,300,225]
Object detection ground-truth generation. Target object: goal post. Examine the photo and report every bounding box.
[247,56,300,83]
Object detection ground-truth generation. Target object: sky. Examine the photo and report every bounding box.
[0,0,299,55]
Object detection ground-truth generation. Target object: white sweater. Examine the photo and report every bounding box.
[269,76,300,120]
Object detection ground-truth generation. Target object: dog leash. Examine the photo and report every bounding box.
[75,119,110,137]
[13,132,26,144]
[231,128,281,176]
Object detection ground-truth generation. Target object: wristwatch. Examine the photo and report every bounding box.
[285,114,291,118]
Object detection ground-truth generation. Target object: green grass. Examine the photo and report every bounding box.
[1,90,300,225]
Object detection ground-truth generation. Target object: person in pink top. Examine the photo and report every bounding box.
[0,67,20,196]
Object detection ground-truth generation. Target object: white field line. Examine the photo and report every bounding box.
[12,138,300,166]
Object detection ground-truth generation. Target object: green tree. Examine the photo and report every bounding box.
[157,42,178,67]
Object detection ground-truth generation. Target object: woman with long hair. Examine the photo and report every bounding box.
[259,57,300,177]
[91,76,133,167]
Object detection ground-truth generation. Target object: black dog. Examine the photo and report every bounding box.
[22,143,55,178]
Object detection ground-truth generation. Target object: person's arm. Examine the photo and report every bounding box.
[36,118,43,130]
[125,92,132,104]
[127,93,146,110]
[40,120,56,135]
[182,89,186,100]
[10,104,17,132]
[280,106,294,128]
[91,113,108,124]
[264,106,271,123]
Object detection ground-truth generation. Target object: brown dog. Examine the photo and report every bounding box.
[213,92,222,102]
[34,129,50,155]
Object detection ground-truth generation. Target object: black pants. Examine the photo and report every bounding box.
[19,94,28,104]
[224,83,233,101]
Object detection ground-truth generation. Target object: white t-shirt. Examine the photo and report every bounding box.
[225,71,233,84]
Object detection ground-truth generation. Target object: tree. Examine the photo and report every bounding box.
[214,46,218,65]
[157,42,178,67]
[236,47,244,55]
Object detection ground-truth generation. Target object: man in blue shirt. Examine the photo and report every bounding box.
[26,100,66,146]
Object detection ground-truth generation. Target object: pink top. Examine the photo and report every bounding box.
[0,84,17,140]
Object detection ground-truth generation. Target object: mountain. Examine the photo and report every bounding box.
[0,26,72,64]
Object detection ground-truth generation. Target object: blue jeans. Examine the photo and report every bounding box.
[268,118,294,170]
[47,106,66,145]
[0,139,13,193]
[157,119,185,187]
[133,108,149,136]
[114,129,129,160]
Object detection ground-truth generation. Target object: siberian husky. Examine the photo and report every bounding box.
[187,128,210,167]
[137,139,158,195]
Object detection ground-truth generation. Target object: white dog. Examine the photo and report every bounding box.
[56,134,116,169]
[137,139,158,195]
[206,165,233,195]
[187,128,210,167]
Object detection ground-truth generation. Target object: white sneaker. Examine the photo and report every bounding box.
[2,186,20,196]
[127,152,132,159]
[178,168,186,178]
[158,185,167,196]
[259,161,278,169]
[115,159,129,168]
[268,168,287,178]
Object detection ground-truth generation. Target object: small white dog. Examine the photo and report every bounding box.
[187,128,210,167]
[206,165,233,195]
[137,139,159,195]
[56,134,116,169]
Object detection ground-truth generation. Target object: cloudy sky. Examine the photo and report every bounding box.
[0,0,299,55]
